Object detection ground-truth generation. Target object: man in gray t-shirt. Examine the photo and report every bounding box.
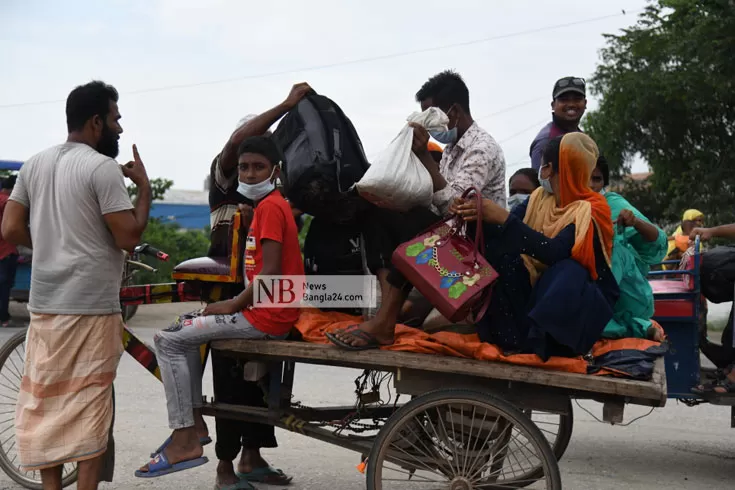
[10,142,137,313]
[2,81,151,490]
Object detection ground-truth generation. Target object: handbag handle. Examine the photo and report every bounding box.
[420,187,486,264]
[451,187,485,264]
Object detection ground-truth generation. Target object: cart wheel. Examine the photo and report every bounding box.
[500,398,574,488]
[528,398,574,462]
[0,330,79,489]
[366,388,562,490]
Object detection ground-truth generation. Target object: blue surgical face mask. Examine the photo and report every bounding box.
[429,105,458,144]
[429,127,458,145]
[237,166,277,201]
[538,166,554,194]
[506,193,529,210]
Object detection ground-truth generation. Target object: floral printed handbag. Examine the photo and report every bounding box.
[392,187,499,323]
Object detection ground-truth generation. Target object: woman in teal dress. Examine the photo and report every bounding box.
[590,157,667,339]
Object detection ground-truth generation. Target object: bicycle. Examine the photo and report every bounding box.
[0,209,249,489]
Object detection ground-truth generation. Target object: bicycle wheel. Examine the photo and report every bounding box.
[0,330,79,489]
[366,388,562,490]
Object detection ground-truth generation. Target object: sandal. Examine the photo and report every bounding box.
[692,377,735,396]
[150,435,212,458]
[236,466,292,485]
[326,325,384,351]
[215,479,255,490]
[135,452,209,478]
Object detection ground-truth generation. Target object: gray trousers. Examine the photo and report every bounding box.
[154,312,284,429]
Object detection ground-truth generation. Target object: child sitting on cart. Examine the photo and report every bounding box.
[136,136,304,482]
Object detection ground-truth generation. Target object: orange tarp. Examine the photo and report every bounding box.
[295,309,664,375]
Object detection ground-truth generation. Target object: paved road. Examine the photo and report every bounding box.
[0,302,732,489]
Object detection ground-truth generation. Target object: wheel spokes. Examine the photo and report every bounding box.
[376,397,558,489]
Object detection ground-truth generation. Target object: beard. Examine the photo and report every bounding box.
[96,123,119,158]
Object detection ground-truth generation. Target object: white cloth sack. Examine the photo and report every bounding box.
[356,108,448,211]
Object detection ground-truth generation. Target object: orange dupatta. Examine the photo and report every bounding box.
[522,133,613,283]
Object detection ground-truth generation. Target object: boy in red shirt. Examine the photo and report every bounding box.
[138,136,303,481]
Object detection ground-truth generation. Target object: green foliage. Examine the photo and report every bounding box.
[298,215,313,251]
[133,219,210,284]
[126,178,208,284]
[128,178,174,202]
[584,0,735,227]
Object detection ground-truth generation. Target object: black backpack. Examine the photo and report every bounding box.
[303,218,366,277]
[272,93,370,223]
[303,217,367,316]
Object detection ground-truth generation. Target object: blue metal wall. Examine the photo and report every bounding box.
[149,203,210,230]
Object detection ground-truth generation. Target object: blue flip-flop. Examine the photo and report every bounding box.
[236,466,292,485]
[150,435,212,458]
[135,451,209,478]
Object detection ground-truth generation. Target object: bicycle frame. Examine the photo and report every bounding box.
[118,245,230,382]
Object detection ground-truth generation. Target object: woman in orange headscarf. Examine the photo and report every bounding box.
[455,132,619,359]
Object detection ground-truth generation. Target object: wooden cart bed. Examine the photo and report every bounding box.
[212,340,667,411]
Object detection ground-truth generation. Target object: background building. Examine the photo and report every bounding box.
[150,188,209,230]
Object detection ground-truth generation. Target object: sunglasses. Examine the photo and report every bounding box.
[557,77,586,88]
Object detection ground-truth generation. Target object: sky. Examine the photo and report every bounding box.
[0,0,649,192]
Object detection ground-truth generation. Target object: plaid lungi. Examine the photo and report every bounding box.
[15,313,123,471]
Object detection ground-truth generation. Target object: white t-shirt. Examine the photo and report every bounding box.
[10,142,134,314]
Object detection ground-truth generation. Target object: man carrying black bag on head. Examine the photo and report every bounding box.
[207,83,311,489]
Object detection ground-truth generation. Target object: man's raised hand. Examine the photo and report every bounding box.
[121,144,149,187]
[284,82,313,109]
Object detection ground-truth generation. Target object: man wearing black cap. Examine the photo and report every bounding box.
[529,76,587,170]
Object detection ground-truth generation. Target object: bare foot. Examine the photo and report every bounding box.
[237,449,267,474]
[329,319,395,348]
[139,437,202,474]
[695,370,735,394]
[238,450,291,485]
[193,410,209,439]
[216,460,240,487]
[713,371,735,394]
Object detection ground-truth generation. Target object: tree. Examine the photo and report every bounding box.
[127,178,210,283]
[584,0,735,229]
[128,177,174,201]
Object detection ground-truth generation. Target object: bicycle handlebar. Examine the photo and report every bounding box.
[134,244,170,262]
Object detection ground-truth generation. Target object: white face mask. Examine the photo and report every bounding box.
[237,166,277,201]
[538,166,554,194]
[507,193,530,210]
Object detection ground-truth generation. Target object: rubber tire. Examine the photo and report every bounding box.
[550,398,574,462]
[0,330,80,489]
[366,388,562,490]
[515,397,574,487]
